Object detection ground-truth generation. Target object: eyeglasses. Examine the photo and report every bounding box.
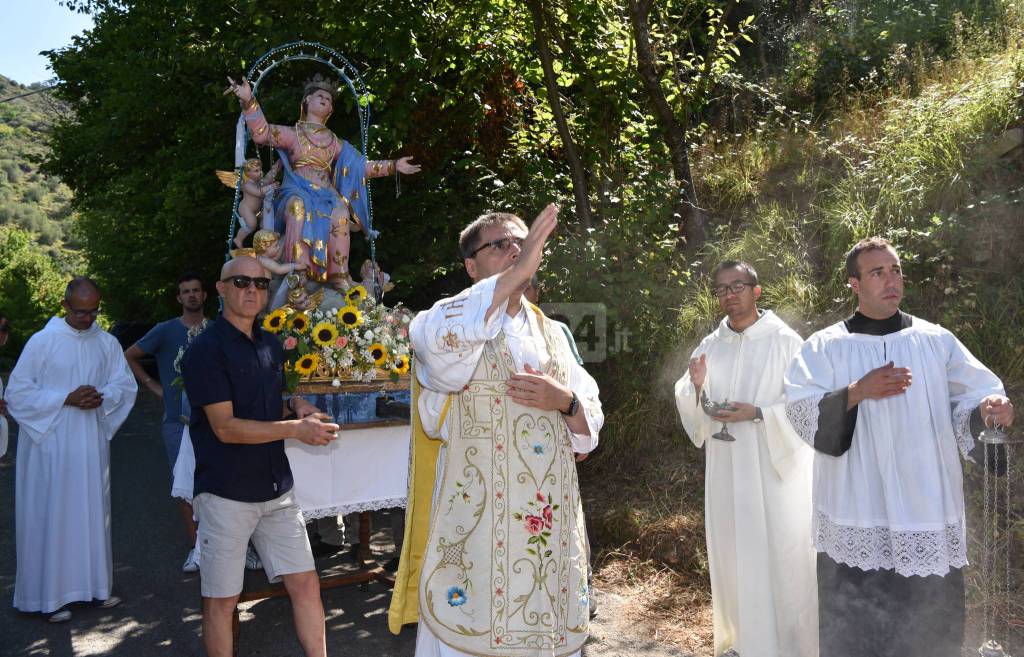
[67,306,101,319]
[712,282,755,297]
[468,236,524,258]
[223,275,271,290]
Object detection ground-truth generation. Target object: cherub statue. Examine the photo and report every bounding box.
[359,259,394,302]
[253,229,312,310]
[224,72,421,289]
[253,229,306,276]
[216,158,282,248]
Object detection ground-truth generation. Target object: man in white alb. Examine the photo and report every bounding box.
[675,260,817,657]
[785,237,1014,657]
[7,277,137,622]
[408,205,603,657]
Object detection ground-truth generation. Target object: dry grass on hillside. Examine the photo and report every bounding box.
[581,410,715,655]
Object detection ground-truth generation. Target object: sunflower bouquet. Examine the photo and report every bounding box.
[261,285,414,391]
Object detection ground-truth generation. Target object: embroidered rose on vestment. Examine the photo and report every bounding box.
[525,515,544,535]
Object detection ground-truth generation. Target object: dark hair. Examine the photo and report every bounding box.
[177,272,205,290]
[0,314,9,333]
[458,212,528,259]
[64,276,101,302]
[711,260,759,286]
[845,237,895,278]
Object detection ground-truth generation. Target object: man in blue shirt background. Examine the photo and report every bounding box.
[125,273,208,573]
[182,255,339,657]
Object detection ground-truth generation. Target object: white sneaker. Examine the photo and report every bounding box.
[48,609,71,623]
[98,596,122,609]
[182,547,199,573]
[245,544,263,570]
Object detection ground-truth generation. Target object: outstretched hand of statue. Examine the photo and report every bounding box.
[396,156,421,175]
[223,76,253,103]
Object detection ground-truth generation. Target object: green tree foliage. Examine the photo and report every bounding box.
[46,0,756,320]
[0,75,78,271]
[0,226,68,356]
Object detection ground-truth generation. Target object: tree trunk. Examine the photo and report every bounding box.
[524,0,594,229]
[628,0,705,251]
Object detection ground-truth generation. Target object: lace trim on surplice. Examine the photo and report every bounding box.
[952,403,976,460]
[814,510,966,577]
[786,395,822,447]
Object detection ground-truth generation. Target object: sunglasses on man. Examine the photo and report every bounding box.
[222,275,271,290]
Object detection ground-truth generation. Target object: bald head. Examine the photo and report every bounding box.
[65,276,101,303]
[62,276,102,331]
[217,256,271,328]
[220,255,267,280]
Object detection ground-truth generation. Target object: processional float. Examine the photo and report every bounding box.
[217,40,415,622]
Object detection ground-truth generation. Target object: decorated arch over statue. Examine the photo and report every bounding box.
[222,40,419,309]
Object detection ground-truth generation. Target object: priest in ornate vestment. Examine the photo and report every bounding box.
[7,277,137,621]
[674,261,817,657]
[785,237,1014,657]
[392,205,603,657]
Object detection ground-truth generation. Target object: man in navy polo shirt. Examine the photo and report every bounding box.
[182,255,339,657]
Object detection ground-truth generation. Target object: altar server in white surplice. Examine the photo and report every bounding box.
[674,260,817,657]
[408,206,603,657]
[785,237,1014,657]
[7,277,137,622]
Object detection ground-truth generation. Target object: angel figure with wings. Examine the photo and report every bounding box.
[216,158,282,248]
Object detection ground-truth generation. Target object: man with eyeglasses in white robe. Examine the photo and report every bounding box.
[675,260,817,657]
[7,277,137,622]
[401,205,604,657]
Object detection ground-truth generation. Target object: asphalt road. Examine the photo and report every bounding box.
[0,392,688,657]
[0,392,415,657]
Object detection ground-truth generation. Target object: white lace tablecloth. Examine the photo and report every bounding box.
[172,424,410,518]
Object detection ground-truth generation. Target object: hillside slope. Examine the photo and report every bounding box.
[0,74,78,257]
[585,45,1024,657]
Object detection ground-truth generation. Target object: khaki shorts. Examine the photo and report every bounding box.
[193,490,315,598]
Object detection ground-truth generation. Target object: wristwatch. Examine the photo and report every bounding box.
[753,407,763,424]
[561,392,580,417]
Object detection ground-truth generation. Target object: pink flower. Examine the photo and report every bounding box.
[335,336,348,348]
[525,515,544,535]
[399,328,408,338]
[283,336,298,350]
[536,491,546,503]
[542,505,553,529]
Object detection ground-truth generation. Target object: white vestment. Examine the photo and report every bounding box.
[674,311,817,657]
[785,317,1004,577]
[7,317,137,613]
[411,275,603,657]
